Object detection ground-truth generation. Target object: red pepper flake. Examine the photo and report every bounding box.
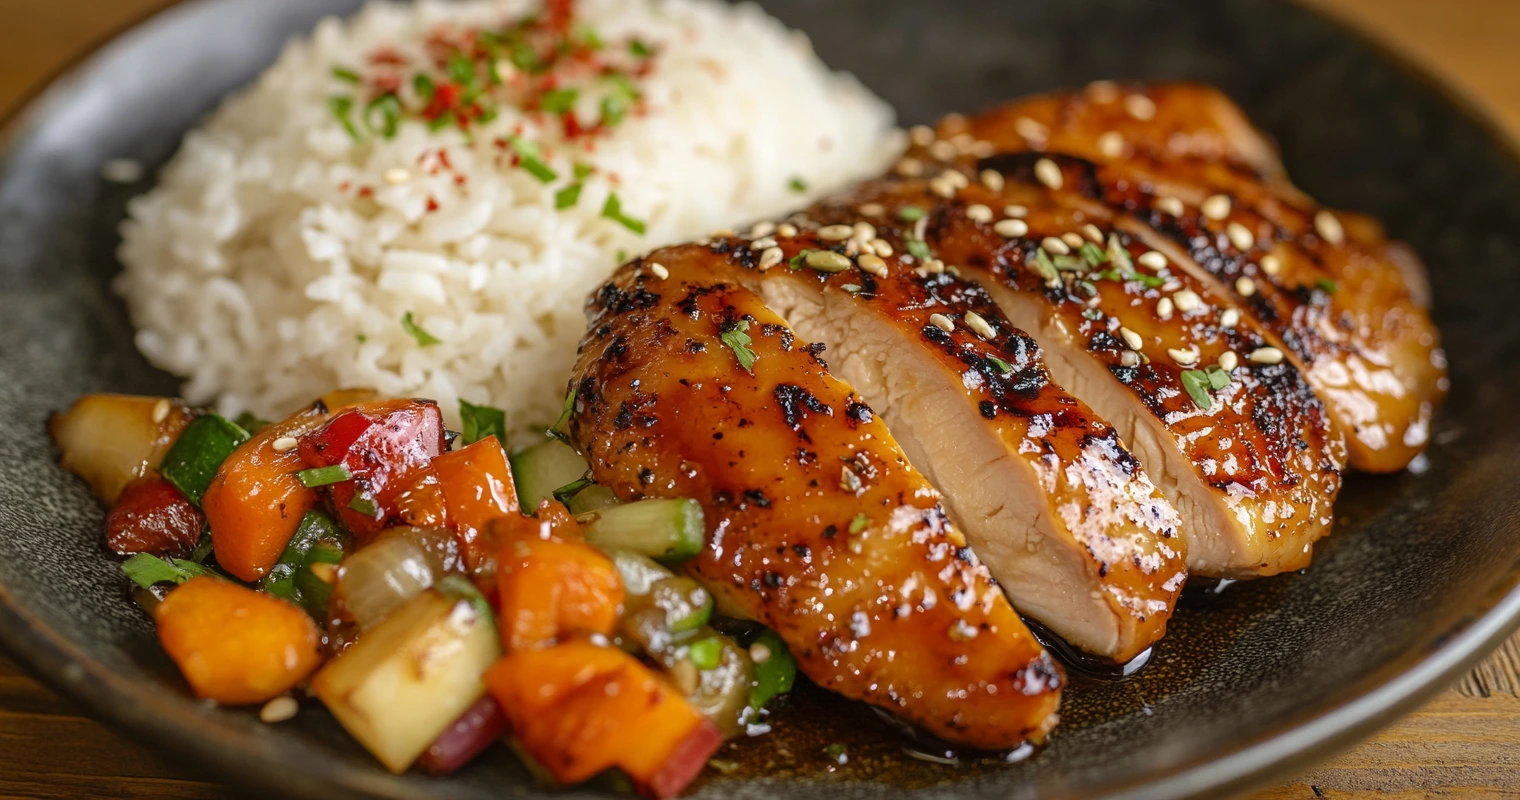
[338,180,351,192]
[454,174,467,187]
[426,196,441,212]
[369,46,408,66]
[358,186,374,198]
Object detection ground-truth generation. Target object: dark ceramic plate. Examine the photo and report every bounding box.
[3,0,1520,798]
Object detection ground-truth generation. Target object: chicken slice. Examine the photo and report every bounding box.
[566,259,1061,748]
[959,84,1448,471]
[806,172,1346,578]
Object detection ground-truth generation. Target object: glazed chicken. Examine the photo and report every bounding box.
[960,83,1448,472]
[566,261,1064,748]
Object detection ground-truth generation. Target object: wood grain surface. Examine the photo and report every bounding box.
[1,0,1518,798]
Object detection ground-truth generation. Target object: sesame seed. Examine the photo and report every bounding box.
[1218,351,1239,371]
[909,125,935,147]
[895,157,924,177]
[806,250,852,272]
[1087,80,1120,103]
[1034,158,1063,190]
[1156,297,1174,319]
[1156,196,1185,217]
[818,224,854,241]
[913,215,929,242]
[1220,308,1240,328]
[994,219,1028,238]
[928,313,955,332]
[969,140,996,158]
[749,642,773,664]
[966,204,994,223]
[853,222,877,242]
[1095,131,1125,159]
[1015,116,1049,142]
[776,223,798,237]
[1260,254,1282,276]
[1120,350,1142,367]
[964,311,996,339]
[1227,222,1256,250]
[948,619,980,641]
[759,246,784,271]
[929,140,958,162]
[1137,251,1168,270]
[383,168,412,185]
[749,237,777,250]
[749,221,776,238]
[260,696,299,724]
[1041,236,1071,256]
[1081,224,1105,244]
[872,239,894,257]
[1201,194,1232,220]
[151,398,171,425]
[1249,346,1284,364]
[1168,347,1199,366]
[929,176,956,198]
[858,203,884,217]
[1236,276,1257,296]
[1125,94,1157,120]
[1004,204,1028,218]
[711,228,735,238]
[649,263,670,280]
[858,253,888,276]
[1061,232,1085,249]
[272,436,299,453]
[1172,289,1202,312]
[1315,210,1345,244]
[980,169,1005,191]
[923,258,946,274]
[943,170,969,189]
[1119,327,1143,350]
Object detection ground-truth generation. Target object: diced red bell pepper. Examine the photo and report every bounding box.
[485,640,722,798]
[105,475,204,558]
[432,437,520,573]
[297,399,446,536]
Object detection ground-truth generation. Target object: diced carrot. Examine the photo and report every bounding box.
[297,399,445,536]
[154,577,322,705]
[484,641,721,797]
[105,474,204,557]
[496,533,623,652]
[432,437,520,572]
[203,407,326,582]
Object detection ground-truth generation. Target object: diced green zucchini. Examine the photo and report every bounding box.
[509,439,589,511]
[581,498,705,563]
[262,510,342,601]
[158,413,249,505]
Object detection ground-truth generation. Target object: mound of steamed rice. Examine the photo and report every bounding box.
[118,0,899,436]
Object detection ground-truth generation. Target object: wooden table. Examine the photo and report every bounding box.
[1,0,1518,797]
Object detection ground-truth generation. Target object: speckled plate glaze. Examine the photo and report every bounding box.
[3,1,1520,798]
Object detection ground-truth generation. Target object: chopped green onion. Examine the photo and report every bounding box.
[159,414,249,505]
[600,192,646,234]
[749,627,797,710]
[1180,369,1213,410]
[987,355,1014,374]
[540,88,579,114]
[720,319,757,373]
[262,510,342,601]
[848,513,869,534]
[459,398,507,446]
[573,24,605,51]
[1316,278,1338,294]
[1053,254,1085,271]
[555,182,583,209]
[548,388,577,447]
[331,66,362,83]
[297,464,352,488]
[327,96,361,141]
[687,637,723,670]
[897,205,925,221]
[1032,249,1059,282]
[629,38,652,57]
[447,51,476,86]
[121,553,218,590]
[413,73,436,101]
[364,94,402,139]
[506,136,558,183]
[510,41,541,73]
[348,494,379,518]
[1079,242,1108,266]
[552,476,595,506]
[599,95,627,127]
[573,162,594,180]
[788,176,808,193]
[401,311,441,346]
[907,239,932,260]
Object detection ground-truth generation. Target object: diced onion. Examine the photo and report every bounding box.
[338,535,435,630]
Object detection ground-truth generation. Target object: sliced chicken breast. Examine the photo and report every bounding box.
[959,84,1448,471]
[567,259,1062,748]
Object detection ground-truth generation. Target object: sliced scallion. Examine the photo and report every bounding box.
[296,464,352,488]
[600,192,646,234]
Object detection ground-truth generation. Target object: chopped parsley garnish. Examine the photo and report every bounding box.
[601,192,647,234]
[987,355,1014,374]
[1031,249,1059,282]
[401,311,441,346]
[906,239,933,260]
[506,136,558,183]
[897,205,925,221]
[1079,242,1108,266]
[121,553,218,590]
[1205,364,1232,390]
[540,88,579,114]
[630,38,652,57]
[1316,278,1338,294]
[459,398,508,446]
[555,182,583,209]
[327,96,361,141]
[1053,254,1085,271]
[788,176,808,193]
[573,162,594,180]
[1179,369,1214,410]
[296,464,353,488]
[720,319,758,373]
[331,66,361,83]
[849,513,870,534]
[549,388,577,446]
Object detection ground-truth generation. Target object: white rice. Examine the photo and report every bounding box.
[117,0,899,437]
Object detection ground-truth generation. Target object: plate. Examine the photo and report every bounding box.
[3,1,1520,798]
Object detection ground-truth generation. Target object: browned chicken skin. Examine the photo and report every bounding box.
[567,256,1063,748]
[962,83,1448,472]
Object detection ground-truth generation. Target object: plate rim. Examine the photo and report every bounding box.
[2,1,1519,798]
